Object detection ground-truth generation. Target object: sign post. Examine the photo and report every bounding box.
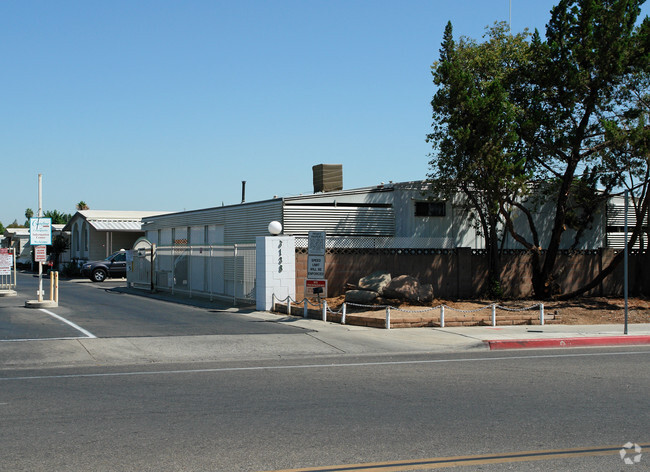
[306,231,327,300]
[30,174,52,302]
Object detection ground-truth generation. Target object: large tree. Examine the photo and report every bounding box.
[428,0,649,299]
[43,210,72,225]
[504,0,650,298]
[427,21,532,297]
[24,208,33,227]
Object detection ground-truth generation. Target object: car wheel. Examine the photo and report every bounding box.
[92,269,107,282]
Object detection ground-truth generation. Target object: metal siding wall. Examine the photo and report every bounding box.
[282,206,395,236]
[142,201,283,244]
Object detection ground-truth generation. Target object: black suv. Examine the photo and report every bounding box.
[81,251,127,282]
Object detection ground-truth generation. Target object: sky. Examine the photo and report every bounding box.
[1,0,648,226]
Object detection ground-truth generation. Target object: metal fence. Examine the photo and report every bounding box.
[129,243,257,304]
[0,248,17,291]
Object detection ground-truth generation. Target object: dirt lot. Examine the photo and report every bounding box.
[323,296,650,325]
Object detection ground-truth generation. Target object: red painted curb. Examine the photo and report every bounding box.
[485,335,650,350]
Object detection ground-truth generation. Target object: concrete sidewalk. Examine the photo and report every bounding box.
[1,307,649,369]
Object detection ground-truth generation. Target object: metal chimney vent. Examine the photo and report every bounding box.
[313,164,343,193]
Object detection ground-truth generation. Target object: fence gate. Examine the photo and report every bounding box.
[129,238,155,290]
[0,248,17,292]
[128,240,256,305]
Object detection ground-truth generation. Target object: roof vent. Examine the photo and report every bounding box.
[313,164,343,193]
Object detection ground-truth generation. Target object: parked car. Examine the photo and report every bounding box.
[81,251,127,282]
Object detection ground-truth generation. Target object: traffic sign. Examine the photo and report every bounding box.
[35,245,47,262]
[30,217,52,245]
[305,279,327,298]
[0,252,11,275]
[307,255,325,279]
[308,231,326,256]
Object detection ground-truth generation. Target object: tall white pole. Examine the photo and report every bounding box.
[37,174,43,302]
[509,0,512,33]
[623,189,629,334]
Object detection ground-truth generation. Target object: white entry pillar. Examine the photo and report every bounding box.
[256,236,295,311]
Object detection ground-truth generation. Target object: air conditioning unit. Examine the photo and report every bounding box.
[313,164,343,193]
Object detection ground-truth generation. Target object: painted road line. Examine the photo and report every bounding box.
[39,309,96,339]
[261,443,650,471]
[0,337,95,343]
[486,335,650,350]
[0,350,648,381]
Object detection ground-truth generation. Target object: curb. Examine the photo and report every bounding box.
[485,335,650,350]
[24,299,59,308]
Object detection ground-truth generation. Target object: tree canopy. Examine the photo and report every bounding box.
[43,210,73,225]
[428,21,532,296]
[428,0,650,299]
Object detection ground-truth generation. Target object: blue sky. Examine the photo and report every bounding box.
[1,1,647,225]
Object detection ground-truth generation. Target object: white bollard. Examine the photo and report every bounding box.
[288,300,292,316]
[341,303,346,325]
[322,300,327,322]
[386,307,391,330]
[440,305,445,328]
[540,303,545,326]
[491,304,496,327]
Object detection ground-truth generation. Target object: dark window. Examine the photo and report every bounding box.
[112,252,126,262]
[415,201,446,217]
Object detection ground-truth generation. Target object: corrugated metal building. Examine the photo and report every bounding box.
[606,195,649,249]
[140,181,483,249]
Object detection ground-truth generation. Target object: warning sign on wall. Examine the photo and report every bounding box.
[305,279,327,298]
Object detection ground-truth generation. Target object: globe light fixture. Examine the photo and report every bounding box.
[268,221,282,235]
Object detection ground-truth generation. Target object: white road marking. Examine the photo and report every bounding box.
[0,350,648,381]
[39,309,96,339]
[0,337,93,343]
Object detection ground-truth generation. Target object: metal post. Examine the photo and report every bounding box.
[386,307,391,329]
[440,305,445,328]
[49,271,54,301]
[233,244,238,305]
[188,246,192,299]
[304,299,308,318]
[539,303,544,326]
[150,244,155,293]
[272,293,276,312]
[491,304,496,327]
[12,247,16,289]
[208,245,213,301]
[623,189,629,334]
[54,271,59,303]
[37,173,43,302]
[171,245,175,296]
[322,300,327,321]
[288,299,292,316]
[341,303,346,325]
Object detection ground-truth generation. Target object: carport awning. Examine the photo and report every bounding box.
[86,220,144,232]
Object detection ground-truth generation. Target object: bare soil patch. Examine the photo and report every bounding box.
[323,296,650,325]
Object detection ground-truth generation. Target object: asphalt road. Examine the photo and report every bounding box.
[1,272,310,339]
[1,272,649,471]
[1,349,648,471]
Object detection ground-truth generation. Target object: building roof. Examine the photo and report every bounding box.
[63,210,171,232]
[3,227,30,238]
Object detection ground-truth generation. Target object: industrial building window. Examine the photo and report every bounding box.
[415,201,446,217]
